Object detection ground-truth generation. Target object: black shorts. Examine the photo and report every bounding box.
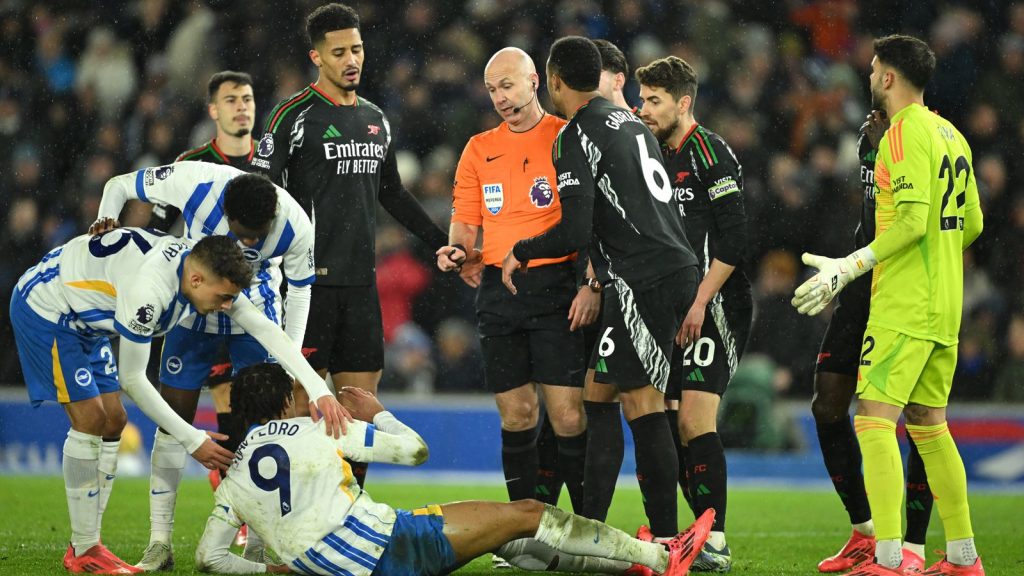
[591,267,697,393]
[667,301,752,398]
[815,272,870,377]
[304,284,384,373]
[477,263,584,393]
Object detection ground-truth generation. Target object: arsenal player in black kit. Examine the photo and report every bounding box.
[252,3,447,486]
[502,37,706,543]
[637,55,752,572]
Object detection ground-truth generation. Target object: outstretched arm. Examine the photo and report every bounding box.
[195,500,288,574]
[117,339,234,470]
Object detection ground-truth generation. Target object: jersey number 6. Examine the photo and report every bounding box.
[636,135,673,203]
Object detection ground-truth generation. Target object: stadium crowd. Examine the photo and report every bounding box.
[0,0,1021,402]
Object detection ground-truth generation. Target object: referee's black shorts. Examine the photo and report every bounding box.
[476,262,584,393]
[815,272,871,377]
[303,284,385,374]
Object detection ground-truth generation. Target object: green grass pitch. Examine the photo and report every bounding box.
[1,477,1021,574]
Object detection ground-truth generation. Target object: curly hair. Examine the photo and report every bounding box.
[307,3,360,47]
[223,173,278,231]
[190,236,253,289]
[547,36,602,92]
[635,55,698,103]
[232,364,294,428]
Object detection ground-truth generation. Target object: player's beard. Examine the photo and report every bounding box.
[870,85,886,112]
[232,127,251,138]
[653,117,680,144]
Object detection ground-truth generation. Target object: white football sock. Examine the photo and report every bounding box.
[946,538,978,566]
[875,538,903,569]
[903,542,925,560]
[707,530,726,550]
[533,504,668,573]
[853,519,875,536]
[497,538,632,573]
[96,437,120,534]
[149,430,186,545]
[64,429,102,556]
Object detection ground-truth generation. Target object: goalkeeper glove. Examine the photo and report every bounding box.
[791,248,878,316]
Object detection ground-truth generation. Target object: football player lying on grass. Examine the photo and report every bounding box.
[196,363,715,575]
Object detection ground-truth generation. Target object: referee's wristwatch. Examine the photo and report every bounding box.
[582,277,603,293]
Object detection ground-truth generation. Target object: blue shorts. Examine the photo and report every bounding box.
[160,324,273,390]
[372,506,457,576]
[10,292,119,407]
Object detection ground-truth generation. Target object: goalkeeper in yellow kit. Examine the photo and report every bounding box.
[792,35,984,576]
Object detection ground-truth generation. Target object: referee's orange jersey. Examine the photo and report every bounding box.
[451,114,573,268]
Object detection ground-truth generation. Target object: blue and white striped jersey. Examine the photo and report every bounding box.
[97,162,315,335]
[198,415,428,575]
[16,229,194,343]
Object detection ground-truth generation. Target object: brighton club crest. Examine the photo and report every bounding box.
[529,176,554,208]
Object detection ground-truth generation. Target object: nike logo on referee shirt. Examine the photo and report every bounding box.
[486,155,505,162]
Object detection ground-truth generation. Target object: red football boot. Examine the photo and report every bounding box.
[63,544,141,574]
[819,530,876,572]
[663,509,715,576]
[920,557,985,576]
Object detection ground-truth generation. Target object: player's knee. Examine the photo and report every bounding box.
[497,397,539,430]
[74,407,107,436]
[904,404,943,426]
[102,404,128,437]
[549,405,585,436]
[811,393,850,423]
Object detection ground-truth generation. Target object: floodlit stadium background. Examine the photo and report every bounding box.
[0,1,1022,486]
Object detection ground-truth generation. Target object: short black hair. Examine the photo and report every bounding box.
[232,364,293,428]
[548,36,602,92]
[190,236,253,289]
[635,55,698,102]
[207,71,253,103]
[223,173,278,231]
[593,39,628,77]
[307,3,360,47]
[873,34,936,90]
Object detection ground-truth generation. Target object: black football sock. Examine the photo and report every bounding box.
[904,437,933,546]
[502,428,539,501]
[345,459,369,488]
[665,409,695,514]
[629,412,679,537]
[687,432,728,532]
[556,431,587,513]
[535,413,563,505]
[816,418,872,525]
[216,412,246,479]
[581,401,624,521]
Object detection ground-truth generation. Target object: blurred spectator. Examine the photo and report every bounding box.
[382,323,436,394]
[747,249,826,397]
[434,318,482,392]
[993,315,1024,402]
[376,225,432,344]
[75,28,138,121]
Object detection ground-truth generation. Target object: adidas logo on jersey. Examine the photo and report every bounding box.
[323,124,341,139]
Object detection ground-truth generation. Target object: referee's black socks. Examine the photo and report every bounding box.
[581,401,624,521]
[535,414,563,505]
[502,428,539,501]
[555,431,587,513]
[629,411,679,538]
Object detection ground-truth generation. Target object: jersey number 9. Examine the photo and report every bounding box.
[250,444,292,516]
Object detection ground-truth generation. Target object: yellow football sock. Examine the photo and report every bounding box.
[854,416,903,541]
[906,423,973,541]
